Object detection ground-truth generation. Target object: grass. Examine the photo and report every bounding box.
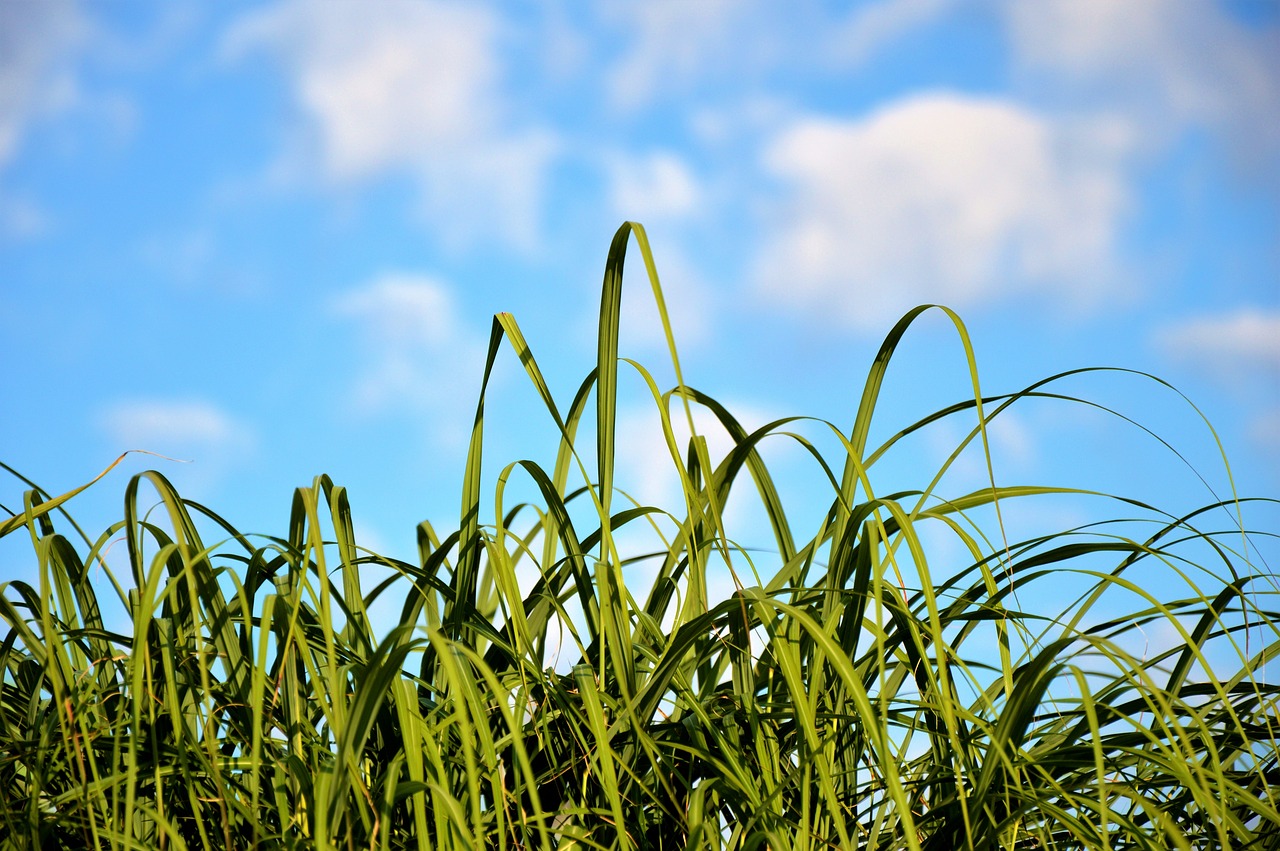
[2,222,1277,850]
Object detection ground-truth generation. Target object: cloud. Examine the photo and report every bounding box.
[1156,310,1280,467]
[329,273,486,445]
[1155,309,1280,378]
[778,1,1280,179]
[1002,0,1280,174]
[618,240,712,353]
[222,0,557,248]
[0,0,86,170]
[0,0,87,238]
[0,194,48,239]
[924,408,1040,490]
[97,400,256,493]
[331,275,457,343]
[1249,409,1280,459]
[568,145,714,355]
[607,150,702,223]
[825,0,957,67]
[140,228,214,283]
[614,399,782,514]
[753,93,1132,331]
[603,0,766,111]
[598,150,717,352]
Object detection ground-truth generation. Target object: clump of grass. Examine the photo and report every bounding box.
[1,223,1277,850]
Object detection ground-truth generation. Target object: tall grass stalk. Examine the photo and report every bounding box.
[2,223,1277,850]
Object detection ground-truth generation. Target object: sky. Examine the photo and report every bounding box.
[1,0,1278,605]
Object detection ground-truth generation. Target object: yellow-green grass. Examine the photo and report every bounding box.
[1,223,1276,850]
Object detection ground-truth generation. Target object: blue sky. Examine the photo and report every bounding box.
[1,0,1277,596]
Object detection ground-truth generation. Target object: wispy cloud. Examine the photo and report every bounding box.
[924,407,1040,487]
[614,399,783,515]
[97,399,256,494]
[813,0,1280,176]
[1156,309,1280,468]
[99,399,254,453]
[0,0,86,170]
[0,195,47,239]
[617,240,712,354]
[753,93,1131,331]
[824,0,958,68]
[329,272,486,446]
[603,0,757,112]
[577,170,714,355]
[1003,0,1280,176]
[1249,409,1280,461]
[1155,309,1280,377]
[222,0,557,249]
[606,150,703,224]
[0,0,87,238]
[139,228,214,285]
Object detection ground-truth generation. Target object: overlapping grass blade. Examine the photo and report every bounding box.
[1,222,1275,849]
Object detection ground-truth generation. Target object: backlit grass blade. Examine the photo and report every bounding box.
[2,224,1276,849]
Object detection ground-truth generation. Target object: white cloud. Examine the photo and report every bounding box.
[0,0,86,170]
[987,411,1036,470]
[766,1,1280,179]
[753,93,1132,330]
[825,0,957,67]
[1156,311,1280,469]
[607,150,702,223]
[1249,409,1280,459]
[222,0,557,248]
[810,0,1280,172]
[603,0,763,111]
[599,238,712,354]
[0,0,87,238]
[691,96,790,149]
[330,274,457,345]
[0,194,47,239]
[329,273,486,445]
[1003,0,1280,174]
[141,228,214,283]
[614,399,781,515]
[924,408,1039,490]
[1155,309,1280,377]
[98,400,255,464]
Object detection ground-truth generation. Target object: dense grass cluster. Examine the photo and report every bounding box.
[2,223,1277,849]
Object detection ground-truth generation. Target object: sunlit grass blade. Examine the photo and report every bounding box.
[1,222,1275,849]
